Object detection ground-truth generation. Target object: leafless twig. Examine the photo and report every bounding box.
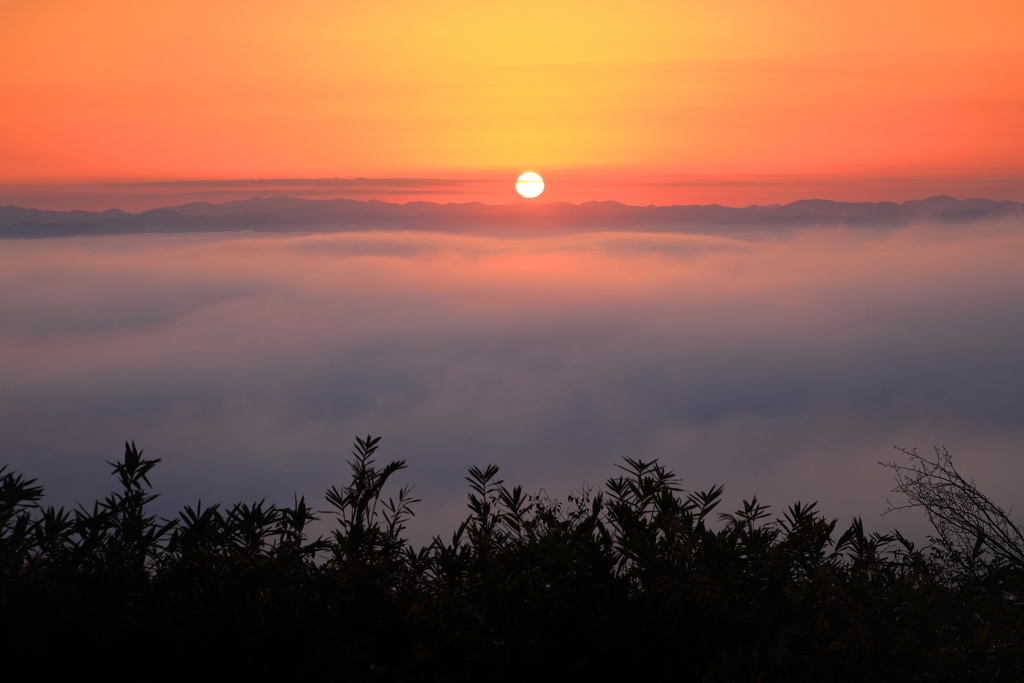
[880,446,1024,567]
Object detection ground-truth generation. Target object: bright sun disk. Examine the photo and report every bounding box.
[516,172,544,198]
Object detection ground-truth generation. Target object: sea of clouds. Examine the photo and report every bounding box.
[3,220,1024,544]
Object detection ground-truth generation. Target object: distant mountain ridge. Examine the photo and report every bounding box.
[1,195,1021,239]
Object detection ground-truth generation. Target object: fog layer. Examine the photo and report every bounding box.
[2,222,1023,542]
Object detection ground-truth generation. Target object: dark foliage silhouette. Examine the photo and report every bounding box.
[2,439,1023,681]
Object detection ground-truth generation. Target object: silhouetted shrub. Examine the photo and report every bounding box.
[2,439,1023,681]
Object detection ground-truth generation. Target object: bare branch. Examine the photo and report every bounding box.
[880,446,1024,567]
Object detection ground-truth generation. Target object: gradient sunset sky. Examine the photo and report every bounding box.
[2,0,1023,206]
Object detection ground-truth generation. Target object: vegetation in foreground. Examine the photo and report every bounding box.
[2,437,1023,682]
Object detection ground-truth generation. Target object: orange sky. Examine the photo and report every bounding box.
[2,0,1023,205]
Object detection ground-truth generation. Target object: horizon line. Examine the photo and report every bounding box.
[3,192,1022,217]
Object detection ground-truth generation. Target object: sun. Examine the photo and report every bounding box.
[515,172,544,198]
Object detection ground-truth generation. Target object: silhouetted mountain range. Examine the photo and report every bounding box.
[1,195,1021,238]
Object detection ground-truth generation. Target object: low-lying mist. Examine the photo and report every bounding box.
[2,220,1023,544]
